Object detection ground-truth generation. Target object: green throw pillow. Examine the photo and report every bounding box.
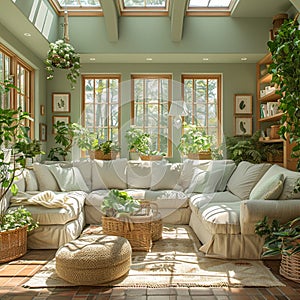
[249,173,284,200]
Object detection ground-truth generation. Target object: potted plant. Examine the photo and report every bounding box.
[0,81,39,263]
[48,121,82,161]
[178,124,213,159]
[267,13,300,170]
[125,127,150,160]
[255,216,300,283]
[15,139,45,166]
[93,139,120,160]
[100,189,141,218]
[45,39,80,89]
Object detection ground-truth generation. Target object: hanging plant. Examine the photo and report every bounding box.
[45,39,80,89]
[45,12,80,89]
[267,13,300,170]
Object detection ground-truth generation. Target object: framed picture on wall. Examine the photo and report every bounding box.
[235,116,252,136]
[53,115,70,133]
[52,93,70,113]
[39,123,47,141]
[234,94,253,114]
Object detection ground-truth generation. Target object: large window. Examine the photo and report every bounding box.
[82,75,121,143]
[182,74,221,145]
[131,74,172,156]
[0,44,34,135]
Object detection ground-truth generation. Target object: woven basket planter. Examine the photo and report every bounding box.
[280,253,300,283]
[0,226,28,263]
[188,151,212,160]
[140,155,163,161]
[90,150,118,160]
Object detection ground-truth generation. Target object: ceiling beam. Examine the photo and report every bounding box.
[170,0,188,42]
[99,0,119,42]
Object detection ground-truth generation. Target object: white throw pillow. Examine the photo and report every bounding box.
[91,158,127,190]
[127,160,152,189]
[226,161,271,200]
[207,160,236,192]
[32,163,60,192]
[150,162,182,191]
[73,159,93,191]
[24,169,39,191]
[48,165,89,192]
[186,169,224,194]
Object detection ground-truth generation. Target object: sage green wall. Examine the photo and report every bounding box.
[46,62,256,162]
[0,22,47,152]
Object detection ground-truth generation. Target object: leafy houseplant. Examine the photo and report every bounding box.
[0,81,39,262]
[93,139,121,160]
[100,189,141,218]
[45,39,80,89]
[267,14,300,170]
[255,215,300,283]
[226,131,282,165]
[255,216,300,257]
[178,124,213,159]
[48,121,82,161]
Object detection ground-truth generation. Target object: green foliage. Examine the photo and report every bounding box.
[15,139,44,159]
[125,127,151,154]
[0,206,38,232]
[267,14,300,170]
[101,189,141,218]
[178,123,213,155]
[48,121,82,161]
[45,40,80,89]
[98,140,120,155]
[255,216,300,257]
[226,131,282,164]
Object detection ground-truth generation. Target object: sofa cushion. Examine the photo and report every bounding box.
[73,159,93,191]
[85,190,110,207]
[253,164,300,200]
[23,169,39,191]
[226,161,271,200]
[249,173,284,200]
[48,165,89,193]
[91,158,127,190]
[32,163,60,192]
[150,162,182,191]
[126,160,152,189]
[186,169,224,194]
[17,191,86,225]
[144,190,189,209]
[189,191,241,214]
[207,160,236,192]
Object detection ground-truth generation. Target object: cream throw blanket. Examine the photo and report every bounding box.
[10,191,70,208]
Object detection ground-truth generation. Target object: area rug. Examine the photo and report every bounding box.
[24,225,284,288]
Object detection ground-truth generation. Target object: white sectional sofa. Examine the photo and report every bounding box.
[4,158,300,260]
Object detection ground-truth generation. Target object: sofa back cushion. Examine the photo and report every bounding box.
[253,164,300,199]
[33,163,60,191]
[127,160,152,189]
[23,168,39,191]
[91,158,127,190]
[73,159,93,191]
[207,160,236,192]
[48,165,90,192]
[226,161,271,200]
[150,162,182,191]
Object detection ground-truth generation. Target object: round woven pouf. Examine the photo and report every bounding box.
[55,234,132,285]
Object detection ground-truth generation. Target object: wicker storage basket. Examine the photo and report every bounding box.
[90,150,118,160]
[0,226,28,263]
[280,253,300,283]
[140,155,163,161]
[102,216,153,251]
[188,151,212,160]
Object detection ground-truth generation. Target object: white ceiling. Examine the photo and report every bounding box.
[0,0,295,64]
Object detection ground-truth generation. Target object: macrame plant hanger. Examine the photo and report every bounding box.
[64,10,70,44]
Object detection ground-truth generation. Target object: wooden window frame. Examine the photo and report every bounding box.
[181,74,222,145]
[81,74,121,143]
[131,74,172,157]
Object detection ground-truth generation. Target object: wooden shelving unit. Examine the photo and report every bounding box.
[256,53,297,170]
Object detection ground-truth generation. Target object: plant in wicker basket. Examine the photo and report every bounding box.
[255,216,300,283]
[0,80,39,263]
[100,189,141,218]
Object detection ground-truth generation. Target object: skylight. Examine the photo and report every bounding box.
[187,0,236,15]
[50,0,102,15]
[123,0,167,8]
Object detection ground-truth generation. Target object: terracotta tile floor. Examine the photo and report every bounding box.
[0,250,299,299]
